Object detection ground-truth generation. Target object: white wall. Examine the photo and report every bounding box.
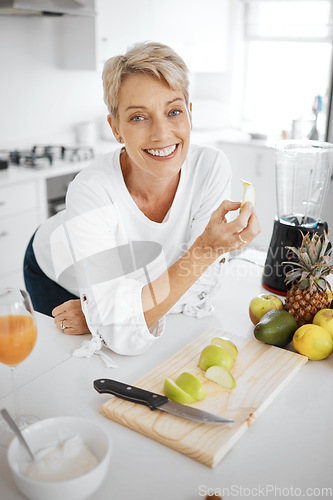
[0,3,240,150]
[0,15,106,149]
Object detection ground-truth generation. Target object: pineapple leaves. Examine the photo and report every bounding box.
[284,247,312,271]
[300,271,310,281]
[301,252,313,269]
[298,278,310,290]
[284,231,333,287]
[314,278,327,291]
[315,236,323,261]
[285,269,303,283]
[308,237,319,265]
[319,239,329,260]
[285,246,303,260]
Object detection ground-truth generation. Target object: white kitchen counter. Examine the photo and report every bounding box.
[0,250,332,500]
[0,141,120,188]
[0,161,91,187]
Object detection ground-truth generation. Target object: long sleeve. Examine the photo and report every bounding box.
[54,170,166,356]
[168,147,232,317]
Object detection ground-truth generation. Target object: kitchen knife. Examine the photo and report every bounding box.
[94,378,234,424]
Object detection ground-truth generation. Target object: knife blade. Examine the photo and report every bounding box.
[94,378,234,424]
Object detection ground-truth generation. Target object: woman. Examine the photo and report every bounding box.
[24,41,260,357]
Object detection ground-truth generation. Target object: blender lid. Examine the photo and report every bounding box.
[275,140,333,154]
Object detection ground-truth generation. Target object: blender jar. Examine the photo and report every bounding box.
[275,141,333,228]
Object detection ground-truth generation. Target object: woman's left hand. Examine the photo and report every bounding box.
[197,200,261,257]
[52,299,90,335]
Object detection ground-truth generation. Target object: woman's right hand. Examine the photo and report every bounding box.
[197,200,261,257]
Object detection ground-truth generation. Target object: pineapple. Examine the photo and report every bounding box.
[284,232,333,327]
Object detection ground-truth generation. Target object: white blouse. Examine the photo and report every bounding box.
[33,144,231,357]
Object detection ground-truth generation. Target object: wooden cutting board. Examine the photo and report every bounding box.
[100,328,307,467]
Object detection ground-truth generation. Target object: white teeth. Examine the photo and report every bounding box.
[146,144,177,157]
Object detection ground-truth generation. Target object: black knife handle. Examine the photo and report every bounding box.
[93,379,168,410]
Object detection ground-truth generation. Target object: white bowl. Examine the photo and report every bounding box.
[7,416,111,500]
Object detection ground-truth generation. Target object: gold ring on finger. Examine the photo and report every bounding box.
[238,233,247,245]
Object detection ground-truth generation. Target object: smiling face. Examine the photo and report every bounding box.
[107,73,192,182]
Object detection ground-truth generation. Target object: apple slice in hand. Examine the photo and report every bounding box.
[205,365,236,390]
[175,372,206,401]
[210,337,238,358]
[240,179,256,209]
[163,378,197,404]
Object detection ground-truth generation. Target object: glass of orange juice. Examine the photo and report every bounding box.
[0,288,38,443]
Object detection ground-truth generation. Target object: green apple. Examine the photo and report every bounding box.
[198,345,234,371]
[205,365,236,389]
[240,179,256,210]
[163,378,196,404]
[210,336,238,358]
[249,294,284,325]
[175,372,206,401]
[313,308,333,339]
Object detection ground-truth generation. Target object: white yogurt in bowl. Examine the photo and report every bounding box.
[23,435,99,482]
[8,417,111,500]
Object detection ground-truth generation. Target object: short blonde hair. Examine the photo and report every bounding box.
[102,41,190,121]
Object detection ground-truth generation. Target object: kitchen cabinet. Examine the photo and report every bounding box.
[218,141,275,249]
[0,164,85,287]
[0,181,40,287]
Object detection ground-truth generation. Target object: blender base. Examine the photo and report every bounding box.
[262,218,328,296]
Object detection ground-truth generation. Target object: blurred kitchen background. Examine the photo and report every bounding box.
[1,0,333,289]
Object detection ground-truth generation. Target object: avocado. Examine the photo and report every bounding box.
[254,309,297,348]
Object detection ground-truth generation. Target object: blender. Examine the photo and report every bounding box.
[262,140,333,295]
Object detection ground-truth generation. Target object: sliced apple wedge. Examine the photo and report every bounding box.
[205,365,236,390]
[240,179,256,209]
[210,336,238,359]
[163,378,196,404]
[198,344,234,371]
[175,372,206,401]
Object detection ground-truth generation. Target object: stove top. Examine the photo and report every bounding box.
[0,145,94,169]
